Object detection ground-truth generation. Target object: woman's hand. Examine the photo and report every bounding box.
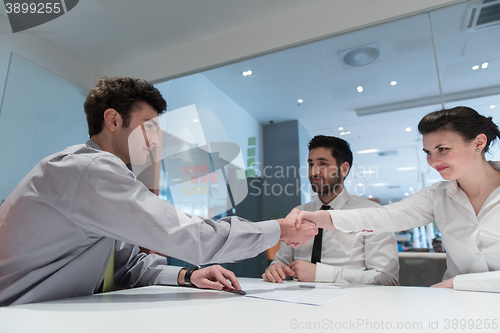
[430,277,454,289]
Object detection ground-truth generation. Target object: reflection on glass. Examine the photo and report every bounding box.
[130,105,248,222]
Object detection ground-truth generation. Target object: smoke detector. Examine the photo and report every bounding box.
[339,43,381,69]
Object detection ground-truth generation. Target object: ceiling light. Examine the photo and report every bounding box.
[409,187,414,192]
[481,62,489,69]
[397,167,415,171]
[357,149,379,154]
[357,86,364,93]
[390,81,397,86]
[490,105,496,109]
[193,119,198,122]
[368,195,373,198]
[357,183,363,187]
[404,192,409,196]
[371,183,387,187]
[339,131,351,135]
[472,65,480,70]
[406,127,411,132]
[297,99,303,104]
[338,127,344,131]
[242,70,252,76]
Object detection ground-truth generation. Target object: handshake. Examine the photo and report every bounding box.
[276,208,330,248]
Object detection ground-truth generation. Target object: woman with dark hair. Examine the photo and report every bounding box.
[295,106,500,292]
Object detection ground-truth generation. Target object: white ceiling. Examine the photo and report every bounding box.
[20,0,328,68]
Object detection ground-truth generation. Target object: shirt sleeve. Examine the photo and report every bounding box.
[270,243,294,267]
[71,156,280,266]
[113,241,184,287]
[453,271,500,293]
[315,232,399,285]
[330,186,436,233]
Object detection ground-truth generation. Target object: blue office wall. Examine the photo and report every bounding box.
[0,53,88,201]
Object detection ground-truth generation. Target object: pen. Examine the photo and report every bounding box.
[222,287,246,295]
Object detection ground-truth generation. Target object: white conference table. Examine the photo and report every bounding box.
[1,278,499,333]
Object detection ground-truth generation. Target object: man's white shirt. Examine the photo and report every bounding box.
[271,189,399,285]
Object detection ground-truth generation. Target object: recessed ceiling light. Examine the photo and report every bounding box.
[481,62,489,69]
[404,192,409,196]
[406,127,411,132]
[339,131,351,135]
[242,70,252,76]
[193,119,198,122]
[409,187,414,192]
[490,105,496,109]
[472,65,480,70]
[397,167,415,171]
[390,81,397,86]
[368,195,373,198]
[357,149,379,154]
[339,127,344,131]
[297,99,303,104]
[356,86,364,93]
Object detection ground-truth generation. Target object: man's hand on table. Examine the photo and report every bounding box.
[263,260,316,283]
[178,265,242,290]
[262,262,295,283]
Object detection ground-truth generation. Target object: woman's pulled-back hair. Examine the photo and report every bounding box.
[418,106,500,153]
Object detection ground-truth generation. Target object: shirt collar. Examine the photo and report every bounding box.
[314,187,349,210]
[86,139,103,151]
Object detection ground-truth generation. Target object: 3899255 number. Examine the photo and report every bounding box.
[5,3,61,14]
[444,319,498,330]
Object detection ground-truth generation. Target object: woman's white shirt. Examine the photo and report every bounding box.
[329,162,500,293]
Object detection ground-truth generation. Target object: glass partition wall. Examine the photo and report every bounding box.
[160,0,500,251]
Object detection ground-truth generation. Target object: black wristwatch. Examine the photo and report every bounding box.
[184,265,201,287]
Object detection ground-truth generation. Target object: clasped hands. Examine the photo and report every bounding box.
[278,208,335,248]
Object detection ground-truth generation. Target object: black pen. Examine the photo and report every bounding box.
[222,287,246,295]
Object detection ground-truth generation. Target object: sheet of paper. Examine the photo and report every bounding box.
[240,282,356,306]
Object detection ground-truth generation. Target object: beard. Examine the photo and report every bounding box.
[310,176,343,196]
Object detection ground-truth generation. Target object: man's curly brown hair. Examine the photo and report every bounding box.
[84,77,167,137]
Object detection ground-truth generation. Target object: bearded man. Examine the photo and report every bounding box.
[262,135,399,285]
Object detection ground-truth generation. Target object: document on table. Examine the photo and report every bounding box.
[239,282,357,306]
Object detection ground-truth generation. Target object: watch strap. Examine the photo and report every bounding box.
[184,265,201,287]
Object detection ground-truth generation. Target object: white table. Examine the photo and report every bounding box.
[1,278,499,333]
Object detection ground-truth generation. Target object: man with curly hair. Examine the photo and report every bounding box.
[0,77,317,306]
